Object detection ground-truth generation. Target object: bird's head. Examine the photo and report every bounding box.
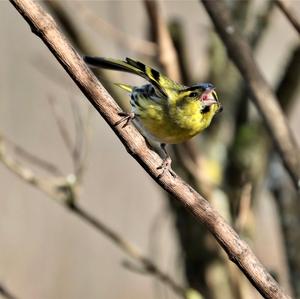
[181,83,222,114]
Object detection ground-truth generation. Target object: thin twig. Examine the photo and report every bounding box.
[43,0,127,109]
[0,283,19,299]
[48,96,74,156]
[276,45,300,112]
[73,105,93,183]
[1,132,63,176]
[0,138,186,299]
[249,0,275,48]
[36,65,91,180]
[235,183,252,233]
[48,94,90,180]
[69,97,85,178]
[201,0,300,191]
[9,1,292,298]
[73,2,157,57]
[0,135,64,199]
[144,0,182,82]
[69,202,187,298]
[0,112,185,298]
[275,0,300,36]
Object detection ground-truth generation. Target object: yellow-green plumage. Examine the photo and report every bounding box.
[135,93,219,144]
[84,56,222,145]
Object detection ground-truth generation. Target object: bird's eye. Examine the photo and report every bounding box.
[189,92,198,97]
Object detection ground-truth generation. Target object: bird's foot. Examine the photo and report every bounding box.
[114,112,135,128]
[157,156,176,179]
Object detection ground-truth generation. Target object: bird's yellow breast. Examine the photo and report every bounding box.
[136,99,219,144]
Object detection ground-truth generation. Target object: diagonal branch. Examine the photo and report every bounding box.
[0,283,19,299]
[0,133,186,299]
[9,0,292,298]
[1,132,63,176]
[275,0,300,36]
[0,134,63,198]
[201,0,300,191]
[69,203,187,298]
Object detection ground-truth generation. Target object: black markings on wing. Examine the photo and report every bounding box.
[150,69,160,82]
[125,58,145,72]
[131,90,144,110]
[125,58,168,98]
[84,56,176,98]
[131,93,142,108]
[130,85,162,111]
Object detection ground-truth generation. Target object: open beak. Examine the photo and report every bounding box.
[201,88,222,112]
[201,88,217,105]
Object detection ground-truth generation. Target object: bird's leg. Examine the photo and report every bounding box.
[157,143,176,178]
[114,112,135,128]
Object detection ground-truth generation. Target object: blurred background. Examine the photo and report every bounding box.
[0,1,299,299]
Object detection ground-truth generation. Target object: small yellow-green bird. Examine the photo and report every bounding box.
[84,56,222,176]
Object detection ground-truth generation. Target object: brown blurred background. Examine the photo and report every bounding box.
[0,1,300,299]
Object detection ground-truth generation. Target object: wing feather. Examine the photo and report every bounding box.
[83,56,183,99]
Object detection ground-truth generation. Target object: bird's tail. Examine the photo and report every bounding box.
[83,56,172,97]
[84,56,147,78]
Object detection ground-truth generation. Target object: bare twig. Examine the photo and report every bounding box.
[144,0,182,82]
[122,260,149,275]
[276,45,300,112]
[275,0,300,36]
[201,0,300,191]
[0,135,64,199]
[0,101,184,298]
[43,0,127,109]
[0,138,186,299]
[9,0,292,298]
[0,108,183,297]
[69,203,187,298]
[249,1,275,48]
[0,283,19,299]
[48,94,90,182]
[69,97,90,181]
[73,105,93,182]
[73,2,157,57]
[48,96,74,156]
[1,132,62,176]
[37,64,91,180]
[235,183,252,233]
